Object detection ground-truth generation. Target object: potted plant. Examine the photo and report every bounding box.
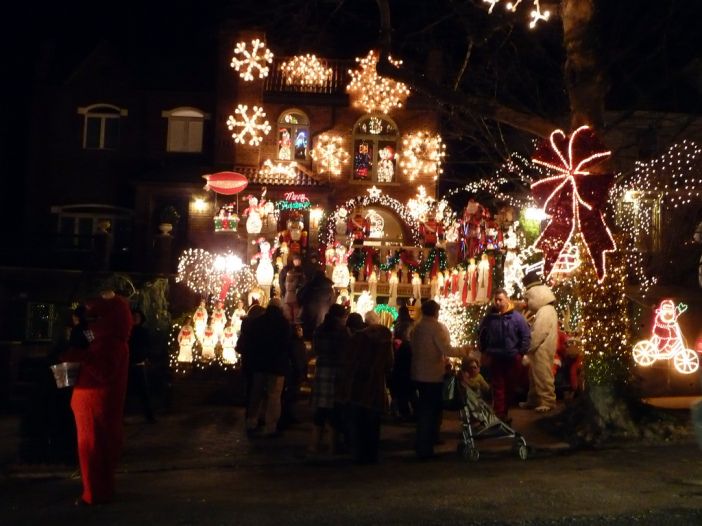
[159,205,180,235]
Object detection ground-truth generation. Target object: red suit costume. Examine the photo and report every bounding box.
[64,294,131,504]
[348,213,370,245]
[419,218,444,247]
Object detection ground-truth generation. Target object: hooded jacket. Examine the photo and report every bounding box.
[478,306,531,358]
[524,283,558,357]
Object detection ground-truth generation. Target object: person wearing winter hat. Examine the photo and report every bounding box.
[520,272,558,413]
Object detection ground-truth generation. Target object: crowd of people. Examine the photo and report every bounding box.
[52,258,582,506]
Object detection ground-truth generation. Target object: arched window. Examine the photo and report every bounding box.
[162,107,210,153]
[77,103,127,150]
[277,109,310,162]
[352,115,399,183]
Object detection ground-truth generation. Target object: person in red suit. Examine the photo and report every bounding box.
[62,278,132,506]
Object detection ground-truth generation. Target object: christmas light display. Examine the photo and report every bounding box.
[483,0,551,28]
[176,249,257,303]
[399,132,446,182]
[213,204,240,232]
[576,241,631,386]
[354,291,375,319]
[632,300,699,374]
[436,294,489,348]
[230,38,274,81]
[202,171,249,195]
[258,159,298,179]
[531,125,616,283]
[311,134,350,177]
[320,190,421,247]
[280,54,332,87]
[346,50,410,114]
[226,105,272,146]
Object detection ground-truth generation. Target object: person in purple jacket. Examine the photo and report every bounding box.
[478,288,531,423]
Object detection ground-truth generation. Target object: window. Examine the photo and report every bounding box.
[51,204,133,251]
[277,110,310,162]
[352,115,399,183]
[78,104,127,150]
[162,107,209,153]
[26,302,56,341]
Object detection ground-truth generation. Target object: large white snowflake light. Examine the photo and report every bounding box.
[230,39,274,81]
[280,54,332,87]
[311,134,350,176]
[226,105,272,146]
[400,131,446,182]
[346,50,410,114]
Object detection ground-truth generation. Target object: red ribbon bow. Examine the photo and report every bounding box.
[531,125,616,283]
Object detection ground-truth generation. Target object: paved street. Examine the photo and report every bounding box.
[2,402,701,526]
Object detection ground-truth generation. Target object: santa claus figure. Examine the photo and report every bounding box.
[331,243,352,288]
[347,207,370,245]
[419,210,444,248]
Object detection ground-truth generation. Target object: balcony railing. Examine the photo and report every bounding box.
[264,57,353,95]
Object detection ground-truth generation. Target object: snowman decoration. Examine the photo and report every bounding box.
[331,243,352,288]
[252,238,275,288]
[243,194,264,234]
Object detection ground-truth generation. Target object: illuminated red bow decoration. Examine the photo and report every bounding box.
[531,125,616,283]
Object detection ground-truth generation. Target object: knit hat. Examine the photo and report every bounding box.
[522,271,543,289]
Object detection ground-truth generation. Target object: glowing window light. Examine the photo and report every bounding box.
[399,131,446,182]
[226,105,272,146]
[230,39,274,81]
[633,299,699,374]
[346,50,410,114]
[311,134,350,176]
[280,54,332,87]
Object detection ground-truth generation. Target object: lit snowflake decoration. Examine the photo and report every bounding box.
[406,185,435,222]
[230,39,274,81]
[483,0,551,28]
[368,117,384,135]
[347,50,410,114]
[400,131,446,182]
[280,54,332,87]
[226,104,272,146]
[311,134,350,176]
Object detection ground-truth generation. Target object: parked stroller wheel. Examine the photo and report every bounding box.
[517,444,528,460]
[462,445,479,462]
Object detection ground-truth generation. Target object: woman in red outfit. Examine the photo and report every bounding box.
[63,282,132,505]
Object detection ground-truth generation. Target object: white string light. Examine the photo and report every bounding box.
[280,54,332,87]
[346,50,410,114]
[230,39,274,81]
[226,105,272,146]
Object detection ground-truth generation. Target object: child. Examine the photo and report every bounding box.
[459,357,490,399]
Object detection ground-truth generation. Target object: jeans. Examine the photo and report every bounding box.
[414,382,443,458]
[246,373,285,434]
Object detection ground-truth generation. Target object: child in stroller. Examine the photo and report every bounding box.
[452,359,529,462]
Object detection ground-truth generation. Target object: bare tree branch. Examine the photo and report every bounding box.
[453,38,473,91]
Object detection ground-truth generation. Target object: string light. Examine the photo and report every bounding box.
[399,131,446,182]
[280,54,332,87]
[258,159,298,179]
[226,104,272,146]
[311,134,350,176]
[176,248,257,302]
[230,39,274,81]
[346,50,410,114]
[437,294,489,348]
[483,0,551,28]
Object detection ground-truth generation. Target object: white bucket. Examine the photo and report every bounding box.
[50,362,81,388]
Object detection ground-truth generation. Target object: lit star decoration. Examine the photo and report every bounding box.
[226,105,272,146]
[311,134,350,176]
[367,185,383,199]
[632,299,699,374]
[346,50,410,114]
[280,54,332,87]
[259,159,298,179]
[531,125,616,283]
[230,39,274,81]
[399,132,446,182]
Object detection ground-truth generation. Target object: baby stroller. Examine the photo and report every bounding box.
[452,379,528,462]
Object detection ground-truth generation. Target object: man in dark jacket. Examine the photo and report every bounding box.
[298,270,336,338]
[478,288,531,422]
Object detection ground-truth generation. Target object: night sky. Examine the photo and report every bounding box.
[2,0,701,250]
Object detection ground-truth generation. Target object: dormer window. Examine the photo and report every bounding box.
[277,109,310,161]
